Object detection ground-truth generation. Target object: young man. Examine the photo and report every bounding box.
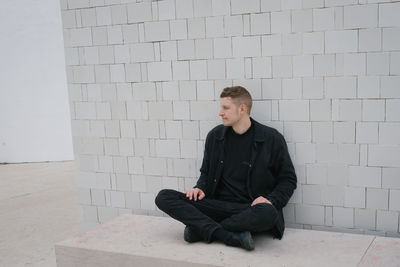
[155,86,297,251]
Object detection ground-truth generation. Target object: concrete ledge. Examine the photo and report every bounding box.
[55,214,400,267]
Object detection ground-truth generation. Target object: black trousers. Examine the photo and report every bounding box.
[155,189,279,242]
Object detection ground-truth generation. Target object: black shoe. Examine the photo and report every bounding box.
[229,231,255,251]
[183,226,203,243]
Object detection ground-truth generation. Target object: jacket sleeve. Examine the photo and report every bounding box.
[266,134,297,210]
[194,131,212,193]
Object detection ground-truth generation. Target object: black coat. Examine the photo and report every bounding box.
[195,118,297,239]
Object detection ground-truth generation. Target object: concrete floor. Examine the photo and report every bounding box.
[0,161,80,267]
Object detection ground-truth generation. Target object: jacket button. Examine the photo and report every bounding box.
[220,160,223,163]
[214,179,217,182]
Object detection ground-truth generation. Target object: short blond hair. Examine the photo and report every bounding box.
[220,86,252,114]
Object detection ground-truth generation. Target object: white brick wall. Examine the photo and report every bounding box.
[62,0,400,236]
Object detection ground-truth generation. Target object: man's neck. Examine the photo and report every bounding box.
[232,116,251,135]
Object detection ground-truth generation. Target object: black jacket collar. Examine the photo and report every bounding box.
[216,117,265,142]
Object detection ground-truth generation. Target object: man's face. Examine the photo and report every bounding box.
[219,97,242,126]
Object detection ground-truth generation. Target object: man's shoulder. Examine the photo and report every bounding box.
[252,119,284,140]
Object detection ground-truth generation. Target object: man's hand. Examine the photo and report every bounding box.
[185,188,205,201]
[251,196,272,206]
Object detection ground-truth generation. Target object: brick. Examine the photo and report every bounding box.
[122,24,139,43]
[197,81,214,100]
[226,58,245,79]
[271,11,291,33]
[195,39,213,59]
[211,0,230,16]
[143,157,167,176]
[322,185,344,206]
[293,55,313,77]
[383,28,400,51]
[292,9,312,32]
[355,209,376,230]
[188,18,205,39]
[158,0,175,20]
[325,30,357,53]
[262,79,281,99]
[379,2,400,27]
[283,33,302,55]
[190,60,207,80]
[70,28,92,47]
[114,45,129,64]
[127,2,152,23]
[314,55,335,77]
[327,164,348,186]
[224,15,243,36]
[233,36,261,57]
[190,101,219,120]
[272,56,292,78]
[295,143,315,164]
[382,168,400,190]
[344,4,377,29]
[295,204,325,225]
[325,0,357,7]
[144,21,170,42]
[262,34,282,56]
[207,59,226,80]
[376,210,398,232]
[161,82,179,100]
[250,13,271,35]
[281,78,301,99]
[110,5,127,25]
[182,121,199,139]
[369,145,400,167]
[181,140,197,158]
[148,101,173,120]
[381,76,400,98]
[114,156,129,174]
[155,140,180,158]
[357,76,380,98]
[96,6,112,26]
[326,77,357,99]
[234,80,262,100]
[176,0,194,19]
[107,25,123,44]
[170,20,187,40]
[349,166,381,188]
[334,122,355,143]
[131,43,154,63]
[179,81,197,100]
[132,83,156,101]
[303,78,323,99]
[390,52,400,75]
[279,100,309,121]
[303,32,324,54]
[344,187,365,208]
[387,99,400,121]
[362,100,384,122]
[172,61,190,80]
[128,157,144,175]
[205,16,224,38]
[338,100,361,121]
[359,28,381,52]
[367,52,389,75]
[178,40,195,60]
[126,101,148,120]
[302,185,321,205]
[132,174,146,192]
[389,189,400,211]
[313,8,335,31]
[147,62,172,81]
[125,192,140,209]
[333,207,354,228]
[260,0,281,11]
[356,122,378,144]
[315,144,338,163]
[312,122,333,143]
[98,46,114,64]
[231,0,260,14]
[252,101,271,121]
[135,120,159,139]
[98,156,113,173]
[342,53,366,76]
[140,192,156,210]
[310,100,331,121]
[252,57,271,79]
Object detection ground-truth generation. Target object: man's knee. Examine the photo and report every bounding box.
[154,189,180,210]
[252,203,279,226]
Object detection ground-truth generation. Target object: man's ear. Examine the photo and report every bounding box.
[239,103,247,114]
